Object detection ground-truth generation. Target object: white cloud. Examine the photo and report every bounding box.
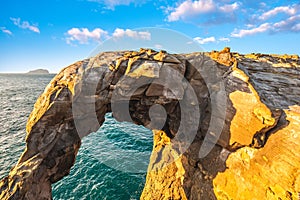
[167,0,215,21]
[260,2,267,8]
[192,36,230,44]
[0,27,12,35]
[87,0,144,9]
[166,0,240,22]
[160,5,174,15]
[66,28,108,44]
[219,2,240,13]
[231,12,300,38]
[112,28,151,40]
[273,15,300,32]
[10,17,40,33]
[219,37,230,42]
[259,5,298,21]
[193,36,216,44]
[245,24,256,28]
[292,23,300,31]
[231,23,271,37]
[65,27,151,45]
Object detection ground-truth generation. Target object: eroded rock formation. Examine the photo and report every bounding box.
[0,48,299,199]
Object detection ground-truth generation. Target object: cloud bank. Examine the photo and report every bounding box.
[66,27,151,45]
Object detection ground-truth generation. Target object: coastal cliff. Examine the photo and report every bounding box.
[0,48,299,199]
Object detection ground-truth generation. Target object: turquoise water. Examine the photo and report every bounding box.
[0,74,153,199]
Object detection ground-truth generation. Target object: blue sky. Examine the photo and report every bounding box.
[0,0,299,73]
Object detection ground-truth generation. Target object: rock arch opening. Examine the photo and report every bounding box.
[1,49,217,199]
[52,113,153,199]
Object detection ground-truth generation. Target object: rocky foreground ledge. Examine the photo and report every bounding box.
[0,48,300,199]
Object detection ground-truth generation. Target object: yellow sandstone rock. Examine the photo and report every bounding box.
[214,107,300,200]
[209,47,236,66]
[229,65,275,146]
[141,130,187,200]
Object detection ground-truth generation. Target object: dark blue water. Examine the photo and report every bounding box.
[0,74,153,199]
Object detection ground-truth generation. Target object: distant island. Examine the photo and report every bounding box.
[27,69,50,74]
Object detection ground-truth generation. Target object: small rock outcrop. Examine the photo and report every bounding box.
[0,48,300,199]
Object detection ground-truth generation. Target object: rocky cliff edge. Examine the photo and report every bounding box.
[0,48,300,200]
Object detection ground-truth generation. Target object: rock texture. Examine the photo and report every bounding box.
[0,48,299,199]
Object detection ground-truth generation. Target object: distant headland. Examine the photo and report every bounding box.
[27,69,50,74]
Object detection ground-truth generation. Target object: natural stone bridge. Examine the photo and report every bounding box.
[0,48,300,199]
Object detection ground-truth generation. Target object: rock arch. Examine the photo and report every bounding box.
[1,48,300,200]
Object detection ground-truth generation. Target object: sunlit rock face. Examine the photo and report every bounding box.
[0,48,299,200]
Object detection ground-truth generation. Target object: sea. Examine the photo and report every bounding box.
[0,74,153,200]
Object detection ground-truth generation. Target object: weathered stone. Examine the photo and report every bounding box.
[127,61,162,78]
[208,47,236,67]
[213,107,300,200]
[141,130,187,200]
[0,48,299,200]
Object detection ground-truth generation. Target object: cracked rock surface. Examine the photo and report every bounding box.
[0,48,299,199]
